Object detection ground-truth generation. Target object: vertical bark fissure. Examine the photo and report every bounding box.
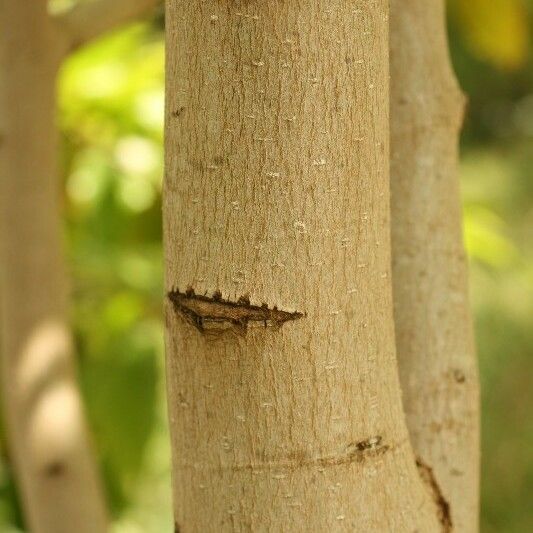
[416,458,453,533]
[390,1,480,531]
[164,1,443,530]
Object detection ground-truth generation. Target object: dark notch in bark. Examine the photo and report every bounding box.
[168,288,304,332]
[416,457,453,533]
[43,461,66,478]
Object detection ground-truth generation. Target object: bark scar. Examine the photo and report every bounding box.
[416,457,453,533]
[168,288,304,332]
[177,436,396,474]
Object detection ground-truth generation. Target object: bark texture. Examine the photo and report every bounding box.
[164,1,443,531]
[390,1,480,531]
[0,2,107,531]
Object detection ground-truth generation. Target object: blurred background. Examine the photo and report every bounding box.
[0,0,531,531]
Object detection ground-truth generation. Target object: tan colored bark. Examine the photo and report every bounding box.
[0,1,159,530]
[390,1,480,531]
[164,2,443,531]
[0,2,107,532]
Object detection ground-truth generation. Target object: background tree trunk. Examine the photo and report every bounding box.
[164,1,444,531]
[1,1,160,529]
[0,2,107,531]
[390,1,480,531]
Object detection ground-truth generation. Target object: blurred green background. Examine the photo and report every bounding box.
[1,1,531,531]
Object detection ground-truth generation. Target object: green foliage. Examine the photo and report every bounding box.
[450,2,533,530]
[449,0,530,70]
[60,21,169,530]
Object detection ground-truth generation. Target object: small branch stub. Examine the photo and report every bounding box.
[55,0,161,54]
[168,288,304,332]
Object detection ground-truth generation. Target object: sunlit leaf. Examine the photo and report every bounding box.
[450,0,530,70]
[464,205,519,267]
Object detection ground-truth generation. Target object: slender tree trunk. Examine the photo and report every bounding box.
[164,2,445,531]
[390,1,480,531]
[0,3,108,531]
[1,1,160,529]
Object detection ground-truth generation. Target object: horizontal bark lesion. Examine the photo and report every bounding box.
[176,436,396,473]
[168,288,303,332]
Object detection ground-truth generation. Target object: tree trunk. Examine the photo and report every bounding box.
[0,2,107,531]
[390,1,480,531]
[164,2,444,531]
